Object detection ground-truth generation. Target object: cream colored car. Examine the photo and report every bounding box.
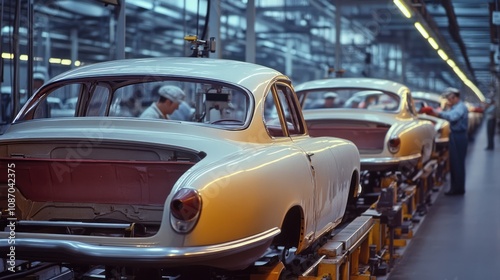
[412,91,451,184]
[296,78,436,206]
[412,91,451,151]
[0,57,360,278]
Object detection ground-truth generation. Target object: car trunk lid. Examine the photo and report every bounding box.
[306,119,391,153]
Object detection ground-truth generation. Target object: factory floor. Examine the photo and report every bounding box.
[387,121,500,280]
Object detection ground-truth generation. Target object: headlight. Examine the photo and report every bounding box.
[170,188,202,233]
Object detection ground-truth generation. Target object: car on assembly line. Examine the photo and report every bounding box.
[295,78,436,207]
[0,57,361,278]
[412,90,445,113]
[412,90,482,140]
[412,91,451,184]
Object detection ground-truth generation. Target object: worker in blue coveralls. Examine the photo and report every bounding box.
[422,87,469,196]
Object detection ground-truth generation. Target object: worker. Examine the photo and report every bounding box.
[140,85,185,119]
[422,87,468,196]
[314,92,338,108]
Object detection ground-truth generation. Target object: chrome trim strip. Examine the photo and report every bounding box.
[435,137,449,143]
[361,153,420,165]
[0,227,280,265]
[18,221,132,229]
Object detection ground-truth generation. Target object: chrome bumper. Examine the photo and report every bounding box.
[360,154,420,171]
[0,227,280,267]
[435,137,449,144]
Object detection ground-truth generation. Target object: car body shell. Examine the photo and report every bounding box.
[465,101,484,136]
[295,78,436,174]
[412,90,482,138]
[412,91,445,111]
[0,57,360,271]
[412,91,450,152]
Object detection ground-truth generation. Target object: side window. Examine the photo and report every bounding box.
[263,83,305,137]
[33,84,81,119]
[275,84,305,136]
[406,92,418,116]
[263,89,285,137]
[109,85,140,117]
[86,85,110,116]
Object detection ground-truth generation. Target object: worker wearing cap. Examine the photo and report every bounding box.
[140,85,186,119]
[423,87,468,196]
[314,92,338,108]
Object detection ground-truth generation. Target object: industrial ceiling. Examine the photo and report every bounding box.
[0,0,496,102]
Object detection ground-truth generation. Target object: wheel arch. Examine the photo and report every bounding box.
[342,169,360,223]
[272,205,305,252]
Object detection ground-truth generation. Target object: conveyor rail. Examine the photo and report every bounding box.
[299,215,376,280]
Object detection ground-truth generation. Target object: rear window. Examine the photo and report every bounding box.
[18,78,253,129]
[300,89,400,112]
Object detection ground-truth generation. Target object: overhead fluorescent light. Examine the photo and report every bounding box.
[446,59,456,68]
[427,37,439,50]
[437,49,448,61]
[2,53,13,59]
[464,80,485,102]
[452,66,466,81]
[414,22,428,39]
[393,0,412,18]
[49,58,62,64]
[61,59,72,65]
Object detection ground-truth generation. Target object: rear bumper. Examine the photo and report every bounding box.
[0,227,280,269]
[360,154,420,172]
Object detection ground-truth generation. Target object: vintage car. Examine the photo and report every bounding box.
[412,91,450,184]
[46,96,75,117]
[465,101,484,138]
[412,92,451,143]
[0,57,360,278]
[412,90,483,140]
[295,78,436,206]
[412,90,445,113]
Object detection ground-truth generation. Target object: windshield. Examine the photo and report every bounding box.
[300,88,400,112]
[413,98,442,111]
[17,78,252,128]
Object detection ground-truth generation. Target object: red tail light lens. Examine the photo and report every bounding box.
[171,188,201,221]
[387,137,401,153]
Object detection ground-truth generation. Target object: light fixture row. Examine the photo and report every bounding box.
[393,0,485,101]
[1,52,82,67]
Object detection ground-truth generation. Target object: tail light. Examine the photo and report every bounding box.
[170,188,201,233]
[387,136,401,154]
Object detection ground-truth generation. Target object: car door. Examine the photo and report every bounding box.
[272,83,341,241]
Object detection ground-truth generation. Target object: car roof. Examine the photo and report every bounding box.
[295,77,409,96]
[351,90,384,97]
[48,57,289,96]
[412,91,443,103]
